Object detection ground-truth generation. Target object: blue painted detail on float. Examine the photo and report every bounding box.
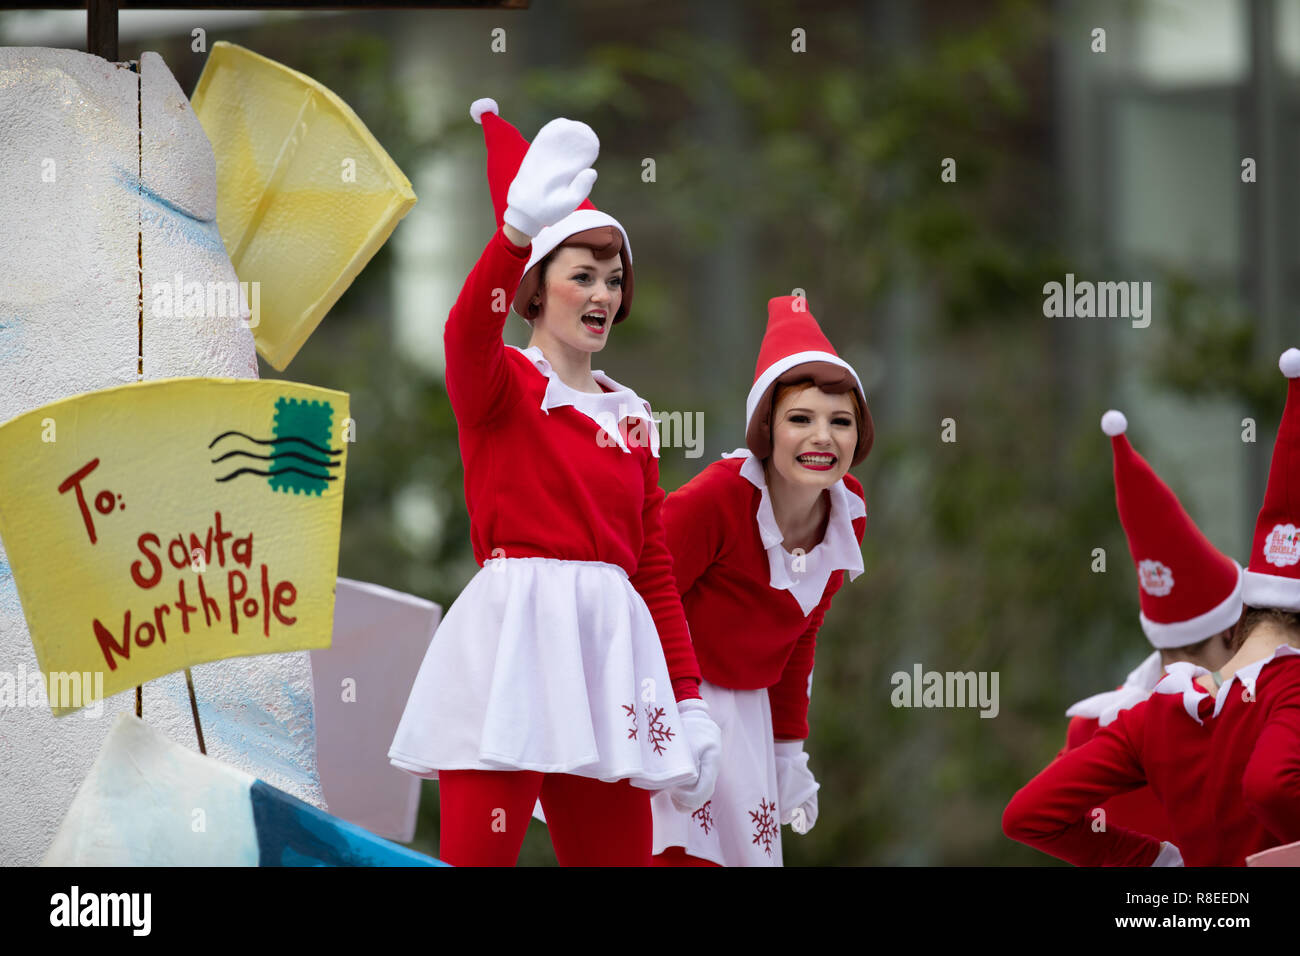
[249,779,446,867]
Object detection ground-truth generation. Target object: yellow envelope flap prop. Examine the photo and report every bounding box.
[190,42,417,372]
[0,378,350,716]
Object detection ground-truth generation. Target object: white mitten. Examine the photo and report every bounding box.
[668,697,722,813]
[503,117,599,239]
[774,739,819,834]
[1152,841,1184,867]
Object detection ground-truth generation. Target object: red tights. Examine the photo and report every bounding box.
[438,769,651,866]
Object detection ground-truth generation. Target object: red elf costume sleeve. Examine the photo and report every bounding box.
[1242,665,1300,843]
[663,465,727,598]
[443,228,530,426]
[1002,702,1163,866]
[633,452,703,703]
[768,588,835,741]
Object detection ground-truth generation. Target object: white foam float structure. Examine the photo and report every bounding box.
[0,47,309,864]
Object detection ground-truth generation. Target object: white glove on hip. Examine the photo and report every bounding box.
[504,117,599,239]
[668,697,722,813]
[1152,841,1184,867]
[774,739,819,834]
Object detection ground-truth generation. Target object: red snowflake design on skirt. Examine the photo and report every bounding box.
[644,706,675,755]
[750,798,778,857]
[622,703,637,741]
[692,800,714,835]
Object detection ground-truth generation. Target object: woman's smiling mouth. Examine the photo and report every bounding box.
[796,452,836,471]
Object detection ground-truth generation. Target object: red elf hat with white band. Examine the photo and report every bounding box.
[1242,348,1300,611]
[1101,409,1243,647]
[470,97,634,322]
[745,296,874,466]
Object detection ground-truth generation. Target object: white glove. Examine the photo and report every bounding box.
[1152,841,1184,867]
[667,697,722,813]
[504,118,599,239]
[774,739,819,834]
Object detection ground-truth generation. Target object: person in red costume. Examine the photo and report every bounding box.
[650,296,870,866]
[388,99,722,867]
[1003,349,1300,866]
[1053,408,1242,847]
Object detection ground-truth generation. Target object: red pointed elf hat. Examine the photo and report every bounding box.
[744,296,873,466]
[1242,349,1300,611]
[469,97,634,322]
[1101,409,1243,647]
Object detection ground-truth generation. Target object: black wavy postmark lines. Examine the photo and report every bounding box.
[209,431,341,485]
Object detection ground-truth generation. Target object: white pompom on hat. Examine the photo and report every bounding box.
[1101,409,1128,436]
[1280,347,1300,379]
[469,97,498,124]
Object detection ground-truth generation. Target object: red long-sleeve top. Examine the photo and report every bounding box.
[444,228,701,700]
[1056,714,1174,845]
[663,457,866,738]
[1004,654,1300,866]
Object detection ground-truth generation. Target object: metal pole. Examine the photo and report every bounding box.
[87,0,119,60]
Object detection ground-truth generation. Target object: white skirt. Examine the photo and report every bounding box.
[650,680,782,866]
[388,557,697,790]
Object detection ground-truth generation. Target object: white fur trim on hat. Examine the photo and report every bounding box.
[1242,568,1300,612]
[1101,409,1128,436]
[744,350,865,435]
[1280,347,1300,379]
[470,98,499,124]
[1139,561,1244,648]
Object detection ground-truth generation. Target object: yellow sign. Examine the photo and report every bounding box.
[0,379,349,715]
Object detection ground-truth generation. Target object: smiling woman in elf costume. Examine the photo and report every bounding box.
[388,100,721,867]
[651,297,870,867]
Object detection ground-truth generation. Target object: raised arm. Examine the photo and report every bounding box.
[443,228,531,426]
[445,115,601,426]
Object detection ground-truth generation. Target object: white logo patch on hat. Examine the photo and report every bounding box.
[1138,560,1174,596]
[1264,523,1300,568]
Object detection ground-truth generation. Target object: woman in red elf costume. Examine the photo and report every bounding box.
[1003,349,1300,866]
[650,296,870,867]
[389,99,722,867]
[1053,408,1241,848]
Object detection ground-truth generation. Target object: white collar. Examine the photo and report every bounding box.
[511,345,659,457]
[1209,643,1300,718]
[1140,644,1300,726]
[721,448,866,616]
[1152,661,1215,727]
[1065,651,1166,726]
